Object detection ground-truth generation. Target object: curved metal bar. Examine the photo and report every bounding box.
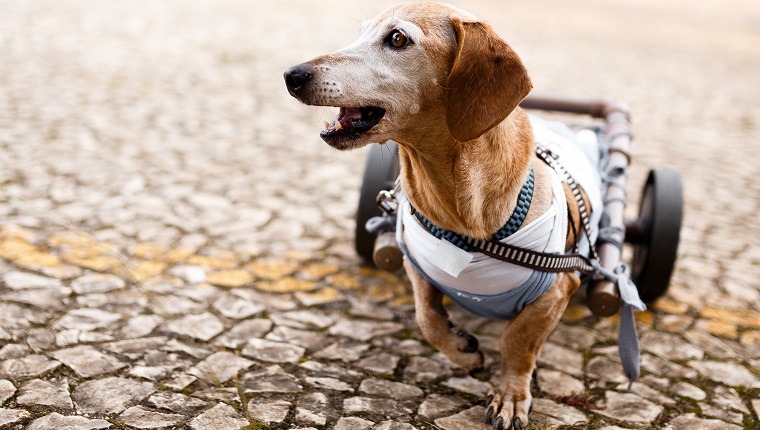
[521,94,631,317]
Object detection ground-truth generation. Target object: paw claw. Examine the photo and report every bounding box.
[487,383,531,430]
[493,416,504,430]
[512,417,522,430]
[456,329,479,353]
[484,407,493,424]
[468,351,486,376]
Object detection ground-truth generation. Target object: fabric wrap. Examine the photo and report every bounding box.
[392,116,645,385]
[398,116,601,319]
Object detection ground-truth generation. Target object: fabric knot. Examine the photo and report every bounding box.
[590,261,646,387]
[615,263,646,312]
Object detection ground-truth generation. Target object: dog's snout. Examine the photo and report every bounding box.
[284,64,313,97]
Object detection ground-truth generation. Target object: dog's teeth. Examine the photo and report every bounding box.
[334,121,343,131]
[324,121,330,130]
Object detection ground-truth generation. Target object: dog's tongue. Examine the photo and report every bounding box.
[327,107,362,132]
[340,107,363,124]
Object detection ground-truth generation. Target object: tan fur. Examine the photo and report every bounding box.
[287,3,586,427]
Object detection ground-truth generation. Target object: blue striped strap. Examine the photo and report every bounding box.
[412,168,534,250]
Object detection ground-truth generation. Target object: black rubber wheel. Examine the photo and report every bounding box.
[355,141,400,264]
[628,168,683,303]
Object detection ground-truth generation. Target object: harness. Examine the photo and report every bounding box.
[412,168,535,251]
[368,141,646,387]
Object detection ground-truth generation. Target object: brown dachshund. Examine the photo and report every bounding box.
[285,3,592,428]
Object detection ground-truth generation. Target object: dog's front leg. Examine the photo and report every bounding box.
[405,259,485,372]
[485,272,581,430]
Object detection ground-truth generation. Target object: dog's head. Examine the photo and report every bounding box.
[284,2,532,149]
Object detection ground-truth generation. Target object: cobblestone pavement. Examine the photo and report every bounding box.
[1,0,759,429]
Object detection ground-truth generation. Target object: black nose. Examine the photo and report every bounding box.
[284,64,313,97]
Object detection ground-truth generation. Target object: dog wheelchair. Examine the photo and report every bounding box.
[355,94,683,317]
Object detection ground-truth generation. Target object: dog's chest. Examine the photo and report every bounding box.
[400,117,603,320]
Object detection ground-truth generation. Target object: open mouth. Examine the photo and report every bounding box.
[320,106,385,145]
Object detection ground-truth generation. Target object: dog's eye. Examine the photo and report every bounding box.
[386,29,410,49]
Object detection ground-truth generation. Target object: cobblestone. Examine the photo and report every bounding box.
[118,406,187,429]
[334,416,375,430]
[297,392,332,426]
[328,319,405,341]
[241,365,303,394]
[355,352,401,375]
[689,360,760,387]
[248,398,292,424]
[188,351,255,384]
[417,394,470,422]
[343,396,415,420]
[72,377,155,415]
[71,273,125,294]
[538,341,585,377]
[403,356,450,383]
[305,376,354,392]
[266,325,328,351]
[314,341,371,362]
[300,360,363,381]
[670,381,707,401]
[0,0,758,429]
[16,377,73,409]
[0,380,14,404]
[242,338,306,364]
[537,369,585,398]
[0,408,30,427]
[434,406,491,430]
[359,378,424,400]
[375,421,418,430]
[26,412,111,430]
[665,413,743,430]
[442,376,492,397]
[146,391,208,415]
[2,271,62,290]
[641,330,705,361]
[187,402,249,430]
[165,312,224,341]
[0,354,61,381]
[214,317,272,349]
[50,345,126,377]
[531,398,588,427]
[56,308,122,331]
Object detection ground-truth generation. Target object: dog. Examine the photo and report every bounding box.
[284,3,603,428]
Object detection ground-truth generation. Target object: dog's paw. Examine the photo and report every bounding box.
[454,329,480,353]
[484,383,532,430]
[448,329,485,371]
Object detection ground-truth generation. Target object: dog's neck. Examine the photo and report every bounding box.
[397,108,534,240]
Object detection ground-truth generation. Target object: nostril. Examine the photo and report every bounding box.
[285,71,310,88]
[284,65,313,95]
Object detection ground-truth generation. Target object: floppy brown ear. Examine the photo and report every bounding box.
[445,19,533,142]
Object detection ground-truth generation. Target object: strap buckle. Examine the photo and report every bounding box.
[376,189,398,215]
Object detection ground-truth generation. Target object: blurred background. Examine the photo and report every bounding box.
[1,1,759,428]
[1,0,758,308]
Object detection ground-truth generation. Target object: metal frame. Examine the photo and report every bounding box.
[520,94,632,317]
